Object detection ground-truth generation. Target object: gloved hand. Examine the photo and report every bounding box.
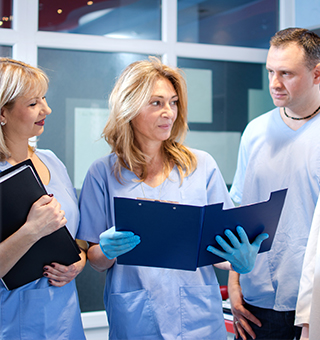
[207,226,269,274]
[99,226,141,260]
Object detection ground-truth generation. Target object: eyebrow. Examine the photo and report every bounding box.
[150,94,178,99]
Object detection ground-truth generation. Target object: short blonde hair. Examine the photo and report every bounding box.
[103,57,197,183]
[0,58,49,160]
[270,28,320,70]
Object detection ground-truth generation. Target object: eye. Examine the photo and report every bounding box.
[151,100,160,106]
[170,100,178,106]
[29,102,37,107]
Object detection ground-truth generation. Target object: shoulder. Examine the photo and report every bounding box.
[84,153,117,184]
[243,108,277,135]
[189,147,216,163]
[188,147,219,172]
[35,149,65,169]
[87,153,116,173]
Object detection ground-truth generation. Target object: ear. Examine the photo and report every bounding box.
[0,106,8,125]
[313,63,320,85]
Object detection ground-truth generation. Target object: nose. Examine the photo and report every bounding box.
[162,102,175,118]
[41,98,52,115]
[270,73,282,89]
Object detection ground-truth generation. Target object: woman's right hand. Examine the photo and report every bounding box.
[99,226,140,259]
[24,195,67,241]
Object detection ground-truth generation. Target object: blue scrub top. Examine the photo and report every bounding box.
[230,108,320,311]
[78,148,234,340]
[0,149,85,340]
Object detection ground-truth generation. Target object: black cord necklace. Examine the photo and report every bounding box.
[283,105,320,120]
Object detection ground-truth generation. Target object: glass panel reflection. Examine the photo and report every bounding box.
[178,0,279,48]
[39,0,161,40]
[0,45,11,56]
[0,0,12,29]
[37,49,148,188]
[178,57,273,185]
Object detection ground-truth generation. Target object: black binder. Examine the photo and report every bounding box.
[0,159,81,290]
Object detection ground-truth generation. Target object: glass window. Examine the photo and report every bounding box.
[178,57,273,186]
[178,0,279,48]
[38,0,161,40]
[0,45,11,56]
[0,0,13,29]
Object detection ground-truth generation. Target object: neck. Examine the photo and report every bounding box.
[5,138,33,165]
[284,92,320,119]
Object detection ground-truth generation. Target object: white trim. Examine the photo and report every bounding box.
[176,43,268,63]
[162,0,178,66]
[279,0,295,30]
[81,311,108,329]
[35,31,167,55]
[12,0,38,65]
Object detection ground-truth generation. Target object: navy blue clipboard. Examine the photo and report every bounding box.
[115,189,287,271]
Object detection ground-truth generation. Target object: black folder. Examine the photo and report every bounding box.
[0,159,81,290]
[115,189,287,270]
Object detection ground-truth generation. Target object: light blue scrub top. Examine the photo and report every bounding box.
[0,149,85,340]
[77,148,234,340]
[230,108,320,311]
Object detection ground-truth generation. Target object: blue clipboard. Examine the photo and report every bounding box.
[115,189,287,271]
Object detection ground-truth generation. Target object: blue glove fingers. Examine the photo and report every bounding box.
[235,226,250,245]
[109,230,135,239]
[100,235,140,259]
[224,229,241,249]
[99,226,141,259]
[207,229,269,274]
[252,233,269,248]
[207,245,231,261]
[215,235,234,253]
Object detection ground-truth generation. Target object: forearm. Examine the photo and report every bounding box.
[72,247,87,276]
[87,242,115,272]
[214,261,232,270]
[300,324,309,340]
[0,222,39,278]
[228,270,241,297]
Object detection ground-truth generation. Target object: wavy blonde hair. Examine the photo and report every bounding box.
[102,57,197,183]
[0,58,49,160]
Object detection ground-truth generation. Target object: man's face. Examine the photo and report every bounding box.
[266,43,316,111]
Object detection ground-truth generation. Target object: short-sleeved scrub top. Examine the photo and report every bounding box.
[0,149,85,340]
[77,148,234,340]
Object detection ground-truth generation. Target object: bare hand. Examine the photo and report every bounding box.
[25,195,67,240]
[229,276,261,339]
[43,257,84,287]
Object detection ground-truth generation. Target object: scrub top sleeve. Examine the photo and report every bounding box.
[205,152,234,209]
[229,131,250,204]
[77,165,110,243]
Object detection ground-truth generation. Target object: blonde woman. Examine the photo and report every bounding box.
[77,57,267,339]
[0,58,86,339]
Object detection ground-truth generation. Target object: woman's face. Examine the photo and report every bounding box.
[131,77,178,148]
[1,92,52,142]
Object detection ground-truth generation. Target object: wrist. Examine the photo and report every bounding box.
[99,242,113,260]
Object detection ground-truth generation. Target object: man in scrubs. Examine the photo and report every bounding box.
[228,28,320,340]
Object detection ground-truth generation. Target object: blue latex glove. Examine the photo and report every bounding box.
[207,226,269,274]
[99,226,141,260]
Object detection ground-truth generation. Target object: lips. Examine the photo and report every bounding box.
[35,119,45,126]
[272,92,286,99]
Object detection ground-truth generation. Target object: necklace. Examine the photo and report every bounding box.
[283,105,320,121]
